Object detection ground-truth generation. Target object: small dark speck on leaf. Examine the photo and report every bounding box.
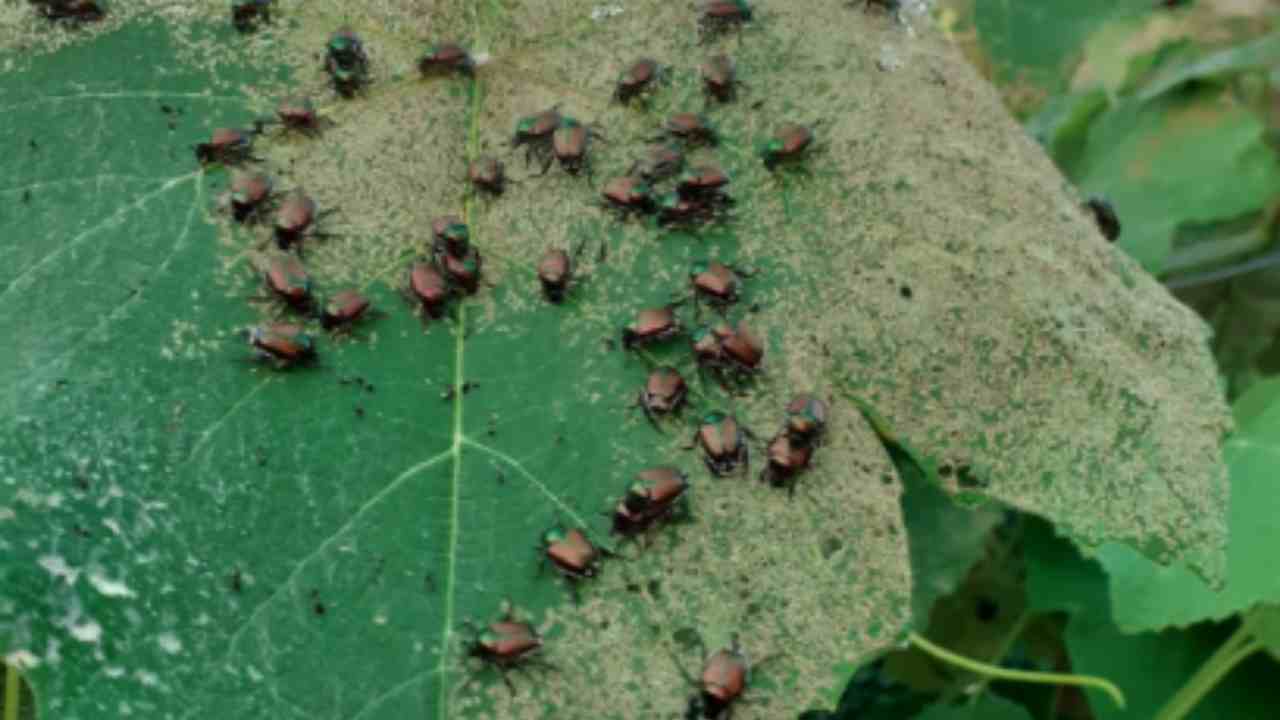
[230,569,242,593]
[745,602,761,616]
[956,465,986,488]
[749,303,761,313]
[939,464,953,477]
[604,338,617,351]
[160,103,174,114]
[820,537,843,559]
[976,596,999,622]
[462,381,478,394]
[21,190,31,204]
[28,139,38,150]
[424,574,437,594]
[73,524,90,538]
[647,579,662,597]
[311,589,326,616]
[900,285,912,299]
[672,627,701,650]
[354,405,365,418]
[626,582,642,593]
[880,474,894,485]
[167,121,177,131]
[495,470,505,484]
[254,447,268,467]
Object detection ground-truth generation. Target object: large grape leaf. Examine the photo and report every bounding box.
[0,1,1230,718]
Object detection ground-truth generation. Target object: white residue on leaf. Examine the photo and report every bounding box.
[246,665,264,683]
[105,665,126,678]
[877,44,904,72]
[134,669,160,688]
[156,631,183,655]
[472,51,492,67]
[39,554,81,585]
[102,517,122,535]
[68,618,103,644]
[591,4,624,21]
[88,567,136,598]
[0,506,14,521]
[373,611,389,626]
[4,649,39,670]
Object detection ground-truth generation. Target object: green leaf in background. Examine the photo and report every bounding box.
[0,1,1238,718]
[1082,377,1280,632]
[1244,605,1280,661]
[971,0,1156,108]
[1070,86,1280,273]
[1024,520,1280,719]
[915,695,1033,720]
[1024,89,1109,177]
[1140,32,1280,101]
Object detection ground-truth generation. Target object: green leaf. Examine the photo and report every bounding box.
[915,695,1033,720]
[1244,605,1280,661]
[1083,381,1280,632]
[1140,32,1280,101]
[1071,87,1280,273]
[1025,519,1280,719]
[0,2,1234,718]
[1024,88,1109,176]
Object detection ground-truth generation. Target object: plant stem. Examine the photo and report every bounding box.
[1154,621,1262,720]
[4,663,19,720]
[908,631,1126,709]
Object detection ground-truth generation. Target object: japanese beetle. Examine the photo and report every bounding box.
[683,636,753,719]
[226,172,274,223]
[273,191,328,252]
[246,323,316,369]
[263,254,313,312]
[622,305,682,349]
[611,467,689,538]
[614,57,663,104]
[231,0,271,33]
[419,42,474,76]
[784,394,828,447]
[405,261,451,320]
[690,260,745,311]
[441,247,483,295]
[661,112,718,146]
[325,27,369,97]
[547,118,603,179]
[694,411,750,477]
[601,175,656,217]
[760,432,813,495]
[690,324,727,371]
[1083,196,1120,242]
[719,320,763,376]
[32,0,103,23]
[657,192,721,228]
[701,54,737,103]
[462,604,549,693]
[194,127,259,166]
[677,165,731,201]
[629,144,684,182]
[698,0,753,42]
[761,123,816,171]
[540,527,612,600]
[431,215,470,258]
[320,289,372,331]
[636,366,688,428]
[468,156,506,195]
[258,96,323,136]
[511,105,562,164]
[537,242,587,304]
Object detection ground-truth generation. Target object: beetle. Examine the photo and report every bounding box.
[693,411,749,477]
[245,323,316,369]
[718,321,764,377]
[257,96,322,136]
[537,241,587,304]
[698,0,753,42]
[677,165,732,203]
[419,42,474,76]
[761,123,816,171]
[760,432,813,495]
[231,0,271,32]
[273,191,327,252]
[325,27,368,97]
[614,57,663,103]
[547,118,603,178]
[405,261,451,320]
[1083,196,1120,242]
[657,192,721,228]
[660,112,718,146]
[539,526,612,601]
[511,105,562,164]
[784,394,828,447]
[225,172,275,223]
[690,325,727,373]
[629,144,684,182]
[622,305,682,349]
[33,0,103,22]
[682,635,754,719]
[636,366,688,428]
[690,260,747,311]
[461,604,549,693]
[319,289,372,331]
[194,127,259,165]
[601,175,656,217]
[468,156,506,195]
[431,215,470,258]
[611,467,690,538]
[701,54,737,103]
[441,247,483,295]
[262,254,313,312]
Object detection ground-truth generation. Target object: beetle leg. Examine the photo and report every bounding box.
[497,667,517,695]
[642,403,664,433]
